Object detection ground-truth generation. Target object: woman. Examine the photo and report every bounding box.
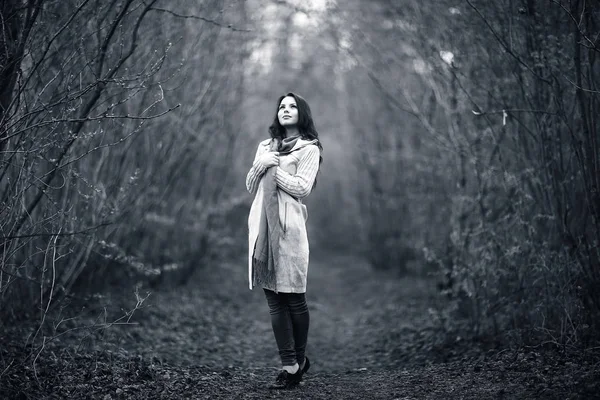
[246,92,323,388]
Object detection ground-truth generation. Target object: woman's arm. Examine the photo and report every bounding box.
[275,145,320,198]
[246,142,269,194]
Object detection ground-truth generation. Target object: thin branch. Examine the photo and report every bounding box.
[561,73,600,94]
[1,222,114,241]
[465,0,552,85]
[338,36,418,118]
[549,0,599,53]
[60,108,180,169]
[150,7,252,32]
[17,0,92,114]
[0,359,14,380]
[2,103,180,146]
[472,108,558,116]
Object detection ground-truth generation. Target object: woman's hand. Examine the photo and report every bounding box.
[258,151,280,168]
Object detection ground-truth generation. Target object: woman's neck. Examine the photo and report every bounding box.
[283,126,299,138]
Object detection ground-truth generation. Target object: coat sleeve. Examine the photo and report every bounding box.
[275,145,320,198]
[246,142,268,194]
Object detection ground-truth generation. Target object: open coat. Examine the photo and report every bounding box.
[246,138,320,293]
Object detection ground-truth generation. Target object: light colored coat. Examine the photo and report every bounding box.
[246,138,320,293]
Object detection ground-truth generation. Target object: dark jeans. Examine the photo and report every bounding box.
[263,289,309,366]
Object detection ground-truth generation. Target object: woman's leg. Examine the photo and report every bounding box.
[285,292,309,367]
[263,289,296,366]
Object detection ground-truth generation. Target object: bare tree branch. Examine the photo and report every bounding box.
[150,7,252,32]
[1,222,113,240]
[465,0,552,85]
[549,0,599,53]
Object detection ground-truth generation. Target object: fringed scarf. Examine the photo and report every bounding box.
[252,135,301,291]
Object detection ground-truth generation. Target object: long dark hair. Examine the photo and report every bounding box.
[268,93,323,187]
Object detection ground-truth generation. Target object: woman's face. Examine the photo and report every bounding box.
[277,96,299,127]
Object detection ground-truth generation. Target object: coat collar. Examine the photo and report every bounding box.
[260,138,317,153]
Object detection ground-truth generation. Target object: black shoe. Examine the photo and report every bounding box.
[270,368,303,389]
[301,356,310,374]
[287,368,303,385]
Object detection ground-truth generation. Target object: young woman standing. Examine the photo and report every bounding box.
[246,92,323,388]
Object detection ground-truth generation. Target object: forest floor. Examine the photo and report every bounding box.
[1,250,599,399]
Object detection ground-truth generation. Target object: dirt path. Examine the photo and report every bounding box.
[1,251,597,399]
[94,250,440,371]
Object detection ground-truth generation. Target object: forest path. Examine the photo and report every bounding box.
[2,251,594,399]
[102,250,439,371]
